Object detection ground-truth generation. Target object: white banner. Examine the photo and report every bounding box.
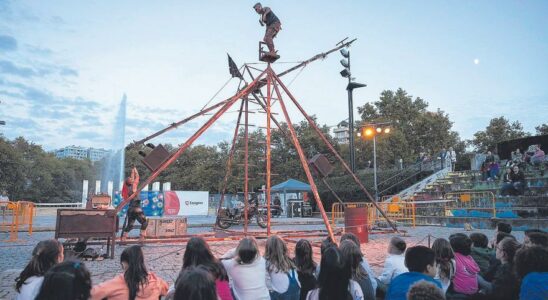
[164,191,209,216]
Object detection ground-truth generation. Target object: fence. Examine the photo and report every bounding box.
[331,199,416,228]
[443,191,496,218]
[1,201,35,241]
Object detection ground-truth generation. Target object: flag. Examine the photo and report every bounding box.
[227,54,243,79]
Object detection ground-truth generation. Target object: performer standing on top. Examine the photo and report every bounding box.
[253,2,281,57]
[121,166,148,242]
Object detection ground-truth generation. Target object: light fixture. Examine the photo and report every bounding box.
[363,127,374,137]
[376,127,382,133]
[340,59,349,68]
[384,128,391,134]
[340,68,351,78]
[340,48,350,58]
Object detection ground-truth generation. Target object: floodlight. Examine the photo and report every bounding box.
[376,127,382,133]
[364,127,374,137]
[340,59,349,68]
[340,48,350,58]
[384,128,391,134]
[340,68,351,78]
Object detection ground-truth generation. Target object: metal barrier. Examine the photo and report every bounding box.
[443,191,496,218]
[331,200,416,228]
[1,201,35,241]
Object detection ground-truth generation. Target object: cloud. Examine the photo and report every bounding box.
[0,35,17,51]
[59,67,78,77]
[0,60,39,77]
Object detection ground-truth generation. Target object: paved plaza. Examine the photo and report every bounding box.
[0,215,525,299]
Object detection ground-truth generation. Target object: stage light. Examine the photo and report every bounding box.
[384,127,391,134]
[363,127,374,137]
[376,127,382,133]
[340,48,350,58]
[340,59,349,68]
[340,68,351,78]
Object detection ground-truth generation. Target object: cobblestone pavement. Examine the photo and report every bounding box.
[0,225,524,299]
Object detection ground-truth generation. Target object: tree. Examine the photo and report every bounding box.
[536,123,548,135]
[356,88,462,168]
[470,117,529,152]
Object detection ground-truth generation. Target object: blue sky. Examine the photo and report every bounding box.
[0,0,547,151]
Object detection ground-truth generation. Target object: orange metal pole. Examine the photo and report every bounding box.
[116,69,267,212]
[271,71,399,233]
[270,69,336,243]
[266,70,272,236]
[214,99,246,230]
[244,98,249,235]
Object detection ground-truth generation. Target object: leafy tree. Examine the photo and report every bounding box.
[470,117,529,152]
[536,123,548,135]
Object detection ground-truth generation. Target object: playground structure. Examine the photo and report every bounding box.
[117,39,401,243]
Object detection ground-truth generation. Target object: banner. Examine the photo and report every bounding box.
[113,191,164,217]
[164,191,209,216]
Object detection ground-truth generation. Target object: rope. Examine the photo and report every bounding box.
[200,65,246,111]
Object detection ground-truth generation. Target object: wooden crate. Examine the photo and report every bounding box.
[176,217,187,236]
[145,218,158,237]
[156,218,177,237]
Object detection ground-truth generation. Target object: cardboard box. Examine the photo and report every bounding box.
[145,218,158,237]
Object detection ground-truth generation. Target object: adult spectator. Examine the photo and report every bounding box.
[488,161,500,180]
[377,237,408,295]
[264,235,300,299]
[293,239,317,300]
[448,233,480,297]
[484,151,495,164]
[167,237,232,300]
[447,147,457,171]
[511,148,523,164]
[514,246,548,300]
[481,237,521,300]
[90,245,168,300]
[530,145,545,166]
[0,190,9,201]
[340,240,375,300]
[340,233,377,293]
[221,237,270,300]
[431,238,455,293]
[306,246,363,300]
[173,266,218,300]
[489,222,512,248]
[500,165,525,196]
[525,232,548,248]
[484,232,516,282]
[406,280,445,300]
[439,148,447,170]
[469,233,493,276]
[385,245,441,300]
[35,260,92,300]
[15,239,64,300]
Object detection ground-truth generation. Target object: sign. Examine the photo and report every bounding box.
[164,191,209,216]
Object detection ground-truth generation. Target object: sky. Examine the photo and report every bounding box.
[0,0,547,151]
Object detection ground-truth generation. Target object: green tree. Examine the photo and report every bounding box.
[535,123,548,135]
[356,88,462,168]
[470,117,529,152]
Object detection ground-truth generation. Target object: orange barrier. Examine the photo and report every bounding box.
[1,201,35,242]
[443,191,496,217]
[331,200,416,228]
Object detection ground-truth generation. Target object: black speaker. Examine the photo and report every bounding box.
[142,144,170,171]
[309,154,333,178]
[302,205,312,217]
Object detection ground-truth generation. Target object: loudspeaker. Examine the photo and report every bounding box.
[302,205,312,217]
[308,154,333,178]
[142,144,170,171]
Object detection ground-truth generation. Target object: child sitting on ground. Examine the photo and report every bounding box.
[469,232,493,276]
[377,237,408,296]
[448,233,480,297]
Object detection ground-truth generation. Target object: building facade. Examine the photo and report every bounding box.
[333,120,350,144]
[55,146,111,162]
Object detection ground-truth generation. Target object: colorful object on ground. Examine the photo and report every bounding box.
[113,191,164,217]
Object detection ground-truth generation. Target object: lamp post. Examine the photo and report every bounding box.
[339,48,366,173]
[359,123,391,200]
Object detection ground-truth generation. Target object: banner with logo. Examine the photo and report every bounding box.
[164,191,209,216]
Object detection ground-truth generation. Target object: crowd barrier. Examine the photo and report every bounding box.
[1,201,35,242]
[331,191,496,228]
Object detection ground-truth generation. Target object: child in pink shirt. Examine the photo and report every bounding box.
[450,233,480,295]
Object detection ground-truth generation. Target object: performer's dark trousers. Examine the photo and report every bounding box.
[264,22,281,53]
[123,202,148,232]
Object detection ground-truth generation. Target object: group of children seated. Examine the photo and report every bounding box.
[12,223,548,300]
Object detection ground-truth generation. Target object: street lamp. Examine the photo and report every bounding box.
[360,122,391,201]
[339,47,366,173]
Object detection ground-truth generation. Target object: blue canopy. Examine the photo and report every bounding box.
[271,179,311,192]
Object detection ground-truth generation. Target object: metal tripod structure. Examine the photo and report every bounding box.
[117,40,398,243]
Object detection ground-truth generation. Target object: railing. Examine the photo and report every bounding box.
[443,191,496,218]
[331,200,416,228]
[33,202,83,208]
[1,201,35,241]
